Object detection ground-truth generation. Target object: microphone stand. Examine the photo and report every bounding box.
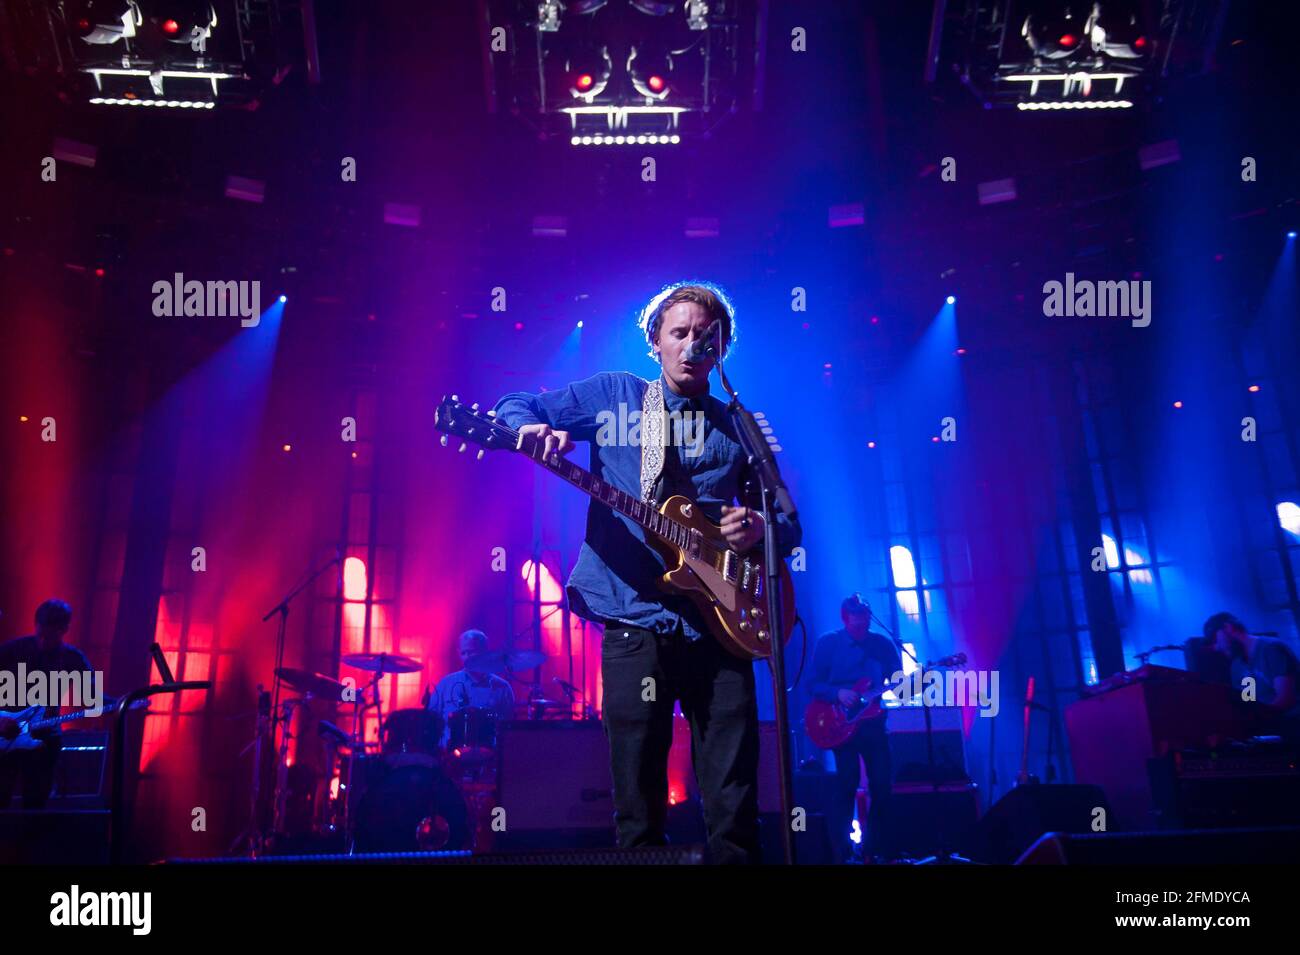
[259,553,342,847]
[705,325,799,865]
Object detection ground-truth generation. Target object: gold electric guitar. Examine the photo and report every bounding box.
[434,395,796,660]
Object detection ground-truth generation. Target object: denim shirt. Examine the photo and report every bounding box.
[493,371,802,641]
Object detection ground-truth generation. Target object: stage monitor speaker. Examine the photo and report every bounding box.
[972,784,1110,864]
[1016,826,1300,865]
[496,721,613,833]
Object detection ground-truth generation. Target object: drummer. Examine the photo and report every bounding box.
[427,630,515,734]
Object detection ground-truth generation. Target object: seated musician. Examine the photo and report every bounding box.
[1202,612,1300,742]
[0,599,94,809]
[427,630,515,730]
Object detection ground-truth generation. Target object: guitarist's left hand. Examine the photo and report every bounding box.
[721,505,765,551]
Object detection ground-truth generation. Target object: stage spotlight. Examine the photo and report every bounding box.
[567,46,613,100]
[1021,6,1087,61]
[148,3,217,48]
[1289,231,1297,239]
[946,295,956,305]
[685,0,710,30]
[1085,3,1149,60]
[628,46,671,100]
[278,295,287,303]
[69,0,141,45]
[577,320,584,328]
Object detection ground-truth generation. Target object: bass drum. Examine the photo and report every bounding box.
[353,762,470,853]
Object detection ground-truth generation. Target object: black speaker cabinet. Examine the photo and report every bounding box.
[972,784,1110,864]
[496,721,614,834]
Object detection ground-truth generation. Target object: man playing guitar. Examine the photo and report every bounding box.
[810,594,902,863]
[489,282,802,864]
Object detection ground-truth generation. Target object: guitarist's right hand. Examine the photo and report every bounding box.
[837,689,858,708]
[518,423,575,460]
[0,717,19,740]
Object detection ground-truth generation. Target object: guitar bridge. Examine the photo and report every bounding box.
[723,550,738,583]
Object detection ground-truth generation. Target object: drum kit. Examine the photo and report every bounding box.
[245,644,575,856]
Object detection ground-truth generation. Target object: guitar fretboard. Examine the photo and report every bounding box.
[514,429,728,564]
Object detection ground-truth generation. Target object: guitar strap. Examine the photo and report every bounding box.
[639,376,666,504]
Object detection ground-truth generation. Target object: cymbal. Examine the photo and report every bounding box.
[276,667,346,698]
[463,649,549,674]
[341,652,423,674]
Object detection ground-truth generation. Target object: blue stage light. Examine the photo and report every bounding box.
[278,295,287,303]
[946,295,956,305]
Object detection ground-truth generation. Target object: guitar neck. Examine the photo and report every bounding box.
[31,708,98,731]
[511,428,695,551]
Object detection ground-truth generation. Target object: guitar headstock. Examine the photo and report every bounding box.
[435,395,513,458]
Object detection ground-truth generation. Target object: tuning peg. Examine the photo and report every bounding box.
[451,394,459,402]
[476,450,485,460]
[440,435,448,447]
[486,409,496,417]
[458,442,467,453]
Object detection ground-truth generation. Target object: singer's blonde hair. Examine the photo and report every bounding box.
[637,281,736,363]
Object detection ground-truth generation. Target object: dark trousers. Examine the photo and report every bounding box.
[600,622,760,864]
[0,737,62,809]
[830,720,892,861]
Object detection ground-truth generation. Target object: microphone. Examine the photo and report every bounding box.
[685,319,721,363]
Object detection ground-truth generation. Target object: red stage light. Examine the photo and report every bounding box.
[161,18,180,35]
[76,17,91,32]
[1173,401,1183,409]
[94,267,105,277]
[647,75,665,92]
[575,73,594,91]
[1059,33,1078,47]
[1134,36,1147,49]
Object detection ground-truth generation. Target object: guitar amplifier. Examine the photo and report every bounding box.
[496,721,613,832]
[50,731,110,805]
[1147,746,1300,829]
[886,706,968,783]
